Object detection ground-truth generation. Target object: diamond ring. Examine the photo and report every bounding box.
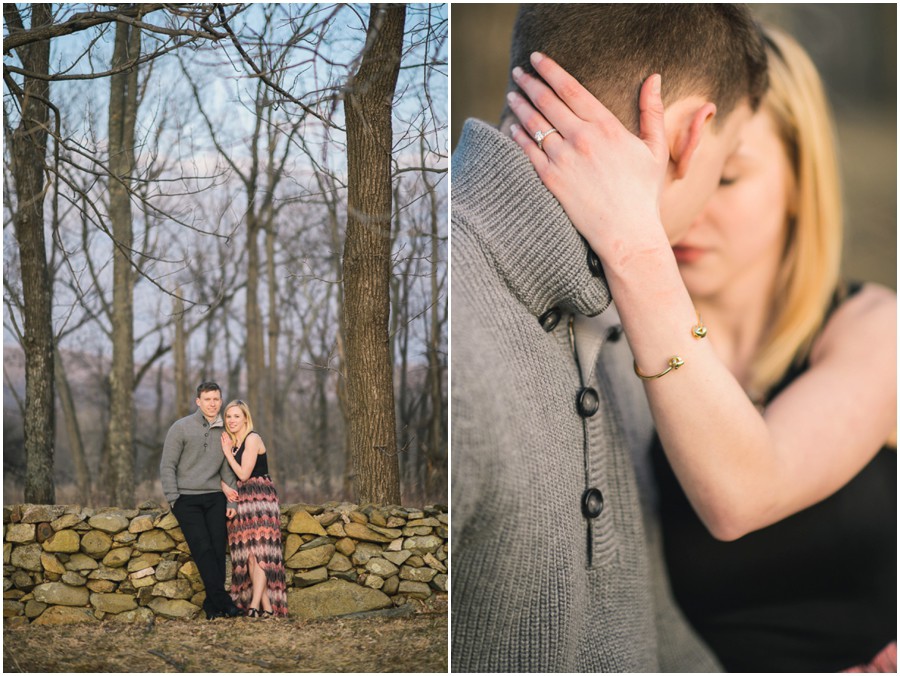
[534,128,559,151]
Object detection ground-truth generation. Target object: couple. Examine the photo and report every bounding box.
[159,382,288,619]
[452,5,896,673]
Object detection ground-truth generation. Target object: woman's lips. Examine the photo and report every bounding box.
[672,245,706,264]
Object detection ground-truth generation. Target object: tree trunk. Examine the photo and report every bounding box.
[173,288,190,418]
[342,4,405,505]
[8,3,56,503]
[106,19,141,505]
[54,347,90,501]
[426,173,444,501]
[264,218,279,479]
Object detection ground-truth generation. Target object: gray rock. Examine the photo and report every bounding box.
[350,542,384,566]
[397,580,431,599]
[11,543,43,571]
[11,570,35,591]
[42,529,81,553]
[287,578,391,619]
[6,523,36,543]
[61,571,87,586]
[151,579,193,599]
[128,515,155,534]
[382,550,412,566]
[90,592,138,614]
[155,559,179,582]
[423,553,447,573]
[101,546,132,568]
[293,566,328,588]
[400,565,437,583]
[33,582,90,606]
[88,514,130,534]
[365,558,399,578]
[364,574,385,590]
[343,522,392,543]
[80,530,113,557]
[285,544,334,570]
[299,535,334,551]
[20,505,67,523]
[24,599,47,618]
[326,552,353,572]
[66,553,100,571]
[431,574,448,592]
[403,535,442,555]
[135,530,175,552]
[32,605,98,625]
[88,565,127,581]
[50,514,84,531]
[147,597,200,620]
[382,575,400,595]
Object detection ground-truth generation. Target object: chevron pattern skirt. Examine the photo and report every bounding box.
[227,475,288,616]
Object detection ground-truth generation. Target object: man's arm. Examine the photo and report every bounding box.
[218,453,238,512]
[159,423,184,508]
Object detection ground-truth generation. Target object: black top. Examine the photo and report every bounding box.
[233,431,269,479]
[652,283,897,672]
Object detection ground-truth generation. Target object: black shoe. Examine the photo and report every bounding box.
[246,608,261,618]
[205,609,226,620]
[223,604,242,618]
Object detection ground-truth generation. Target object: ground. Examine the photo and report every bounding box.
[3,598,447,673]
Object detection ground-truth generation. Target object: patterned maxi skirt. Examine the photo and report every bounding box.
[227,475,288,616]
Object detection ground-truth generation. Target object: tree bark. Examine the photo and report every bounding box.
[426,171,445,500]
[8,3,56,503]
[342,4,405,505]
[173,288,190,418]
[106,18,141,505]
[54,347,90,501]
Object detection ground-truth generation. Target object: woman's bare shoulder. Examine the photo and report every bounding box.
[814,283,896,357]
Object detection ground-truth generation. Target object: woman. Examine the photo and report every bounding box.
[507,27,896,672]
[220,400,288,617]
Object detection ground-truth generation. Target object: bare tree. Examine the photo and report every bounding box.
[5,3,56,502]
[105,17,142,504]
[342,4,406,505]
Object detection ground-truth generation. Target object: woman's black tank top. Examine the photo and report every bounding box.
[652,282,897,672]
[234,431,269,478]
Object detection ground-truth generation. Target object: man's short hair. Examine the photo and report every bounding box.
[505,4,768,132]
[196,381,221,398]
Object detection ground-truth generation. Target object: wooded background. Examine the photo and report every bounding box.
[4,3,448,508]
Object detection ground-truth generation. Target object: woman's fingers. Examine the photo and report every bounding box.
[639,74,669,165]
[529,52,617,125]
[512,65,582,138]
[509,122,553,174]
[506,90,564,154]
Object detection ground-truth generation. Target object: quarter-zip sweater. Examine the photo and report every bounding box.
[160,409,238,510]
[450,119,720,673]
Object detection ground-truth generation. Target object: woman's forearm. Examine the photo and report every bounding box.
[603,234,781,540]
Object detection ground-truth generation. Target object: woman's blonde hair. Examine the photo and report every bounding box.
[749,26,843,400]
[223,400,255,445]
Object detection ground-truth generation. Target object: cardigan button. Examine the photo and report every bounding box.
[576,387,600,418]
[581,487,604,519]
[538,308,562,332]
[587,248,604,277]
[606,325,624,342]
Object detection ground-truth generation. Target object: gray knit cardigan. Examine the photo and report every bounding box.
[450,119,720,673]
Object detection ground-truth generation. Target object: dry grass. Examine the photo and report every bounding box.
[3,598,447,673]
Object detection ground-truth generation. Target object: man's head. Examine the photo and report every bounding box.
[195,381,222,422]
[503,4,768,239]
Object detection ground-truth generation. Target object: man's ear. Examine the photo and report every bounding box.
[667,102,717,180]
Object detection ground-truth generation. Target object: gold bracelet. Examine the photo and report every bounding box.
[692,313,708,339]
[633,356,685,380]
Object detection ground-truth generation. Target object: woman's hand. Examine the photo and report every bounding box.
[507,52,670,264]
[221,431,233,457]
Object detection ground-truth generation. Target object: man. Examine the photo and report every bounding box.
[451,5,768,671]
[160,381,241,619]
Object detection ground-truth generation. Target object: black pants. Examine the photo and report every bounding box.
[172,492,234,613]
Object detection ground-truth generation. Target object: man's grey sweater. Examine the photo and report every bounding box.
[451,119,719,672]
[160,409,237,509]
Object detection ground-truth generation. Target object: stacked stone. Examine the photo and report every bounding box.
[284,503,448,618]
[3,502,448,625]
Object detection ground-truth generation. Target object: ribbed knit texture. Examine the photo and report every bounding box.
[450,119,720,673]
[160,410,237,509]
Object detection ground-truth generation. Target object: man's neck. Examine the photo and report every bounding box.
[202,412,218,424]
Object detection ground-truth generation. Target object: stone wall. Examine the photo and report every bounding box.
[3,501,447,626]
